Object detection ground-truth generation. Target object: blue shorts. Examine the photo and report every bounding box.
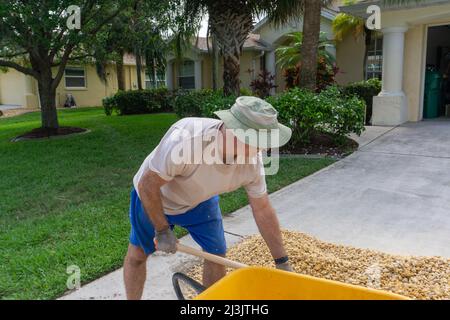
[129,188,226,256]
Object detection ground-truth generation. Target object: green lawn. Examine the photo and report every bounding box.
[0,108,335,299]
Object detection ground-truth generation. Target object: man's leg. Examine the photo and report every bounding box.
[123,244,148,300]
[203,255,226,288]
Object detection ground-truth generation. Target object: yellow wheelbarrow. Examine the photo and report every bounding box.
[173,244,409,300]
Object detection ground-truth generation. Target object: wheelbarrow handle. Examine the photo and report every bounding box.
[177,243,248,269]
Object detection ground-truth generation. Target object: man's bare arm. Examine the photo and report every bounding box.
[137,170,169,232]
[248,194,287,260]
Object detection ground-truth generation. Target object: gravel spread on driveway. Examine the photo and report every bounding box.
[187,231,450,300]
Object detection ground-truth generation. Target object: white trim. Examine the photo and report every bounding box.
[419,25,429,121]
[341,0,450,17]
[382,26,409,34]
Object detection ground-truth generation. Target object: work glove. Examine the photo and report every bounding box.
[275,256,293,272]
[276,262,294,272]
[154,228,177,254]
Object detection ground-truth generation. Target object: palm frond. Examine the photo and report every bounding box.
[275,31,336,69]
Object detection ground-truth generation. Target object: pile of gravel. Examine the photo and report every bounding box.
[187,231,450,300]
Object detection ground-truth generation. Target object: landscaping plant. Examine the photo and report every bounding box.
[267,86,365,147]
[173,89,237,118]
[250,70,277,99]
[341,78,381,125]
[103,87,173,115]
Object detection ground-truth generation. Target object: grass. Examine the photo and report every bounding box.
[0,107,335,299]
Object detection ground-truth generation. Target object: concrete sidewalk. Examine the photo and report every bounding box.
[61,121,450,300]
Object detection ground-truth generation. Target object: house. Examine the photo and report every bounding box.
[0,0,351,111]
[4,0,449,126]
[0,53,149,109]
[341,0,450,125]
[164,6,341,95]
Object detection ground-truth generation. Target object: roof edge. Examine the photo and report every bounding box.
[253,8,337,33]
[341,0,450,17]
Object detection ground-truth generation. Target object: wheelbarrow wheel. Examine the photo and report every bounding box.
[172,273,206,300]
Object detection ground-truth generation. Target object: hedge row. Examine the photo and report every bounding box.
[103,82,374,147]
[340,78,381,125]
[103,87,174,116]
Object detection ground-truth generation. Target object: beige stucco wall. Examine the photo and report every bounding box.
[55,64,114,107]
[376,3,450,122]
[0,63,144,109]
[123,65,146,92]
[170,50,263,92]
[335,34,365,85]
[54,64,145,107]
[0,69,27,106]
[403,24,427,122]
[380,3,450,29]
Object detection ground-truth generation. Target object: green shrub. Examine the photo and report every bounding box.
[103,87,173,116]
[267,86,365,146]
[318,86,366,143]
[102,95,116,116]
[174,89,236,118]
[267,88,321,145]
[341,78,381,124]
[239,87,254,97]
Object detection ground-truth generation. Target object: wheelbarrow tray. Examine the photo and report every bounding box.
[195,267,408,300]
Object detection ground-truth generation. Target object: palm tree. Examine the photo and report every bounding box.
[276,31,336,69]
[276,31,337,90]
[182,0,306,96]
[299,0,332,90]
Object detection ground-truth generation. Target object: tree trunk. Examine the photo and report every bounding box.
[223,51,240,96]
[153,58,158,89]
[116,52,125,90]
[135,50,143,90]
[299,0,322,91]
[208,4,253,96]
[38,76,59,130]
[212,34,219,91]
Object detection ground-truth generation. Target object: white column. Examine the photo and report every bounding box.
[372,26,409,125]
[194,59,202,90]
[380,27,408,96]
[265,50,276,95]
[165,61,173,91]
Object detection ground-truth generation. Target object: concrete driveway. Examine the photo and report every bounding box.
[61,120,450,300]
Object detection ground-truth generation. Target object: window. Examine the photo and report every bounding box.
[366,33,383,80]
[65,67,86,88]
[145,72,166,89]
[178,60,195,89]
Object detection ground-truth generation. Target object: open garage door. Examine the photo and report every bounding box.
[424,25,450,119]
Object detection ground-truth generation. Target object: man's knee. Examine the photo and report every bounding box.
[125,244,148,267]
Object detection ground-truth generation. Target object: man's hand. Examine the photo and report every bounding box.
[154,228,178,254]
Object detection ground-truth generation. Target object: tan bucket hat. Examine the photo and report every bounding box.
[214,96,292,149]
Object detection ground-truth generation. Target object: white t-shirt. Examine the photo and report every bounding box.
[133,117,267,215]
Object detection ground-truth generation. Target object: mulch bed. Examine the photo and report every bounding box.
[281,133,358,158]
[12,127,87,142]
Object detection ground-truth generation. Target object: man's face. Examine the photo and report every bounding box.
[221,125,263,163]
[234,135,259,158]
